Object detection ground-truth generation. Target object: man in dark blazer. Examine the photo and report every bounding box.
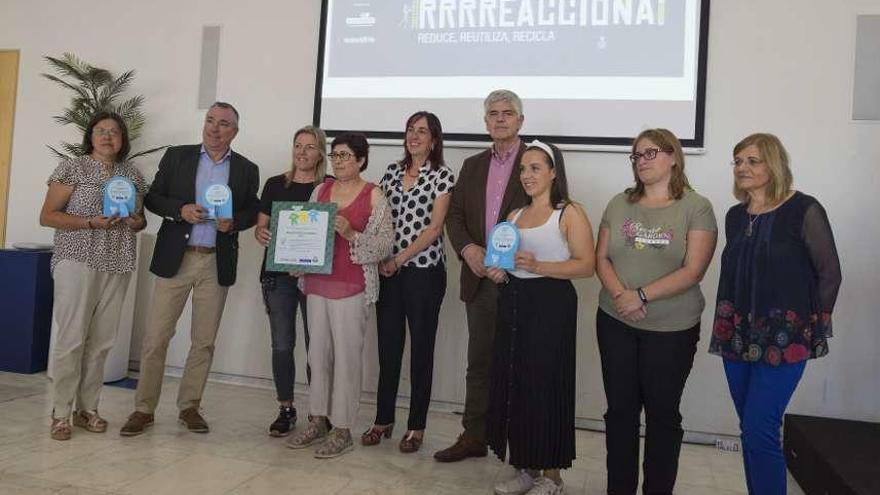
[120,102,260,436]
[437,90,528,461]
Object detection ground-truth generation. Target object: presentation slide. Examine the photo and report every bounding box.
[315,0,709,146]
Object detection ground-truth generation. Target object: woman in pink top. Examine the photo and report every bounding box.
[286,133,393,458]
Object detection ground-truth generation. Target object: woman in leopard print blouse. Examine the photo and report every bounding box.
[39,112,147,441]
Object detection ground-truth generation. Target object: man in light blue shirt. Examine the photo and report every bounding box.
[189,145,231,247]
[122,102,260,437]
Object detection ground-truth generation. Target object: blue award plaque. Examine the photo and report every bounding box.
[484,222,520,270]
[199,183,233,220]
[103,176,136,217]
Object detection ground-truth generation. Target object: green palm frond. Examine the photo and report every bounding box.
[44,53,94,83]
[129,145,169,160]
[46,145,68,162]
[42,53,165,161]
[41,74,90,101]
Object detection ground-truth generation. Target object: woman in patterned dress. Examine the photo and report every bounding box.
[362,111,455,453]
[39,112,147,440]
[709,133,841,495]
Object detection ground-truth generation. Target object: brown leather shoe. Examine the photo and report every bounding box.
[433,434,487,462]
[119,411,154,437]
[179,407,209,433]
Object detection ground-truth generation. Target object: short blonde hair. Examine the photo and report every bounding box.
[732,133,793,205]
[289,125,327,186]
[626,128,691,203]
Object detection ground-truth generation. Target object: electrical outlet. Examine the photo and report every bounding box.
[715,439,740,452]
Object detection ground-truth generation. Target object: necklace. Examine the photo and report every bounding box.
[746,212,761,237]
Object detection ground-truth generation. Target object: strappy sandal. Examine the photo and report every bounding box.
[360,423,394,446]
[50,417,72,441]
[73,410,108,433]
[399,430,423,453]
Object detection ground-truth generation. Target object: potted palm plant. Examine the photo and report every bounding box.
[42,52,166,161]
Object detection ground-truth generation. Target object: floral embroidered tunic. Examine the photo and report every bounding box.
[709,192,842,365]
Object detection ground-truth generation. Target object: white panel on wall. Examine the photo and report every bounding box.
[198,25,221,109]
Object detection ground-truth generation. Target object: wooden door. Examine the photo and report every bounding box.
[0,50,20,247]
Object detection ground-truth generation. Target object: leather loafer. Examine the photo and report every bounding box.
[178,407,209,433]
[433,434,487,462]
[119,411,154,437]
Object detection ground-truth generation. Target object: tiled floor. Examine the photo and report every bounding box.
[0,372,806,495]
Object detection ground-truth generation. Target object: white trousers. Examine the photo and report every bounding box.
[306,292,368,429]
[50,260,130,418]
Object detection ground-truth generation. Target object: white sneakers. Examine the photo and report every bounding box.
[526,477,564,495]
[494,471,564,495]
[495,470,565,495]
[495,470,535,495]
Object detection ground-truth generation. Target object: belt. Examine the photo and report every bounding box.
[186,246,216,254]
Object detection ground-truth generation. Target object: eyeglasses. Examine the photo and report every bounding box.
[328,151,355,162]
[730,157,765,167]
[294,143,319,152]
[93,128,121,138]
[629,147,671,165]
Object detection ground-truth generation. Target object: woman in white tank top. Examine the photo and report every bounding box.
[485,140,596,495]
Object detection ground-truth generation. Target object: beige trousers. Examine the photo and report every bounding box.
[134,251,228,413]
[307,292,368,429]
[51,260,131,418]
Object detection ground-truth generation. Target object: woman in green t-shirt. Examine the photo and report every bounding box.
[594,128,718,495]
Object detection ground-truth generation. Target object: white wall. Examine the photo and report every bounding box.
[2,0,878,436]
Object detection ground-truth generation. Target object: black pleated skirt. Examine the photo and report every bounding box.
[487,275,578,470]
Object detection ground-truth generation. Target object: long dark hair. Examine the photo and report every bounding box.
[401,111,444,171]
[524,141,572,208]
[81,111,131,161]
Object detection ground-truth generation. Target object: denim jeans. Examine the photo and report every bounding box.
[262,274,309,402]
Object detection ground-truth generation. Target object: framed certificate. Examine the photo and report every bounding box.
[265,201,337,274]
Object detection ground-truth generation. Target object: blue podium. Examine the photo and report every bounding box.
[0,249,54,373]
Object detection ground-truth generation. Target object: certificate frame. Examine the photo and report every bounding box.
[265,201,337,274]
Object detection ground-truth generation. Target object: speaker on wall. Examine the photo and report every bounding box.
[198,25,221,109]
[853,15,880,120]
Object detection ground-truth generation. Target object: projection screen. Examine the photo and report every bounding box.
[314,0,710,147]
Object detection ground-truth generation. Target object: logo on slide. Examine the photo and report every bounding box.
[399,1,419,29]
[346,12,376,27]
[345,2,376,28]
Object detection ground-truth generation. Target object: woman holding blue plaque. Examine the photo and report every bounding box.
[485,140,595,495]
[362,111,455,453]
[595,128,717,495]
[254,125,328,437]
[39,112,147,441]
[287,132,393,458]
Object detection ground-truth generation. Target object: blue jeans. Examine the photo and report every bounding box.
[262,275,309,402]
[723,359,806,495]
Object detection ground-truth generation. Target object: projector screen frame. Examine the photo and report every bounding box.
[313,0,712,149]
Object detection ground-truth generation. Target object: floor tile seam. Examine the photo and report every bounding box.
[219,464,273,495]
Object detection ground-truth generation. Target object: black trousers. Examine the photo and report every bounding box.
[596,309,700,495]
[375,264,446,430]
